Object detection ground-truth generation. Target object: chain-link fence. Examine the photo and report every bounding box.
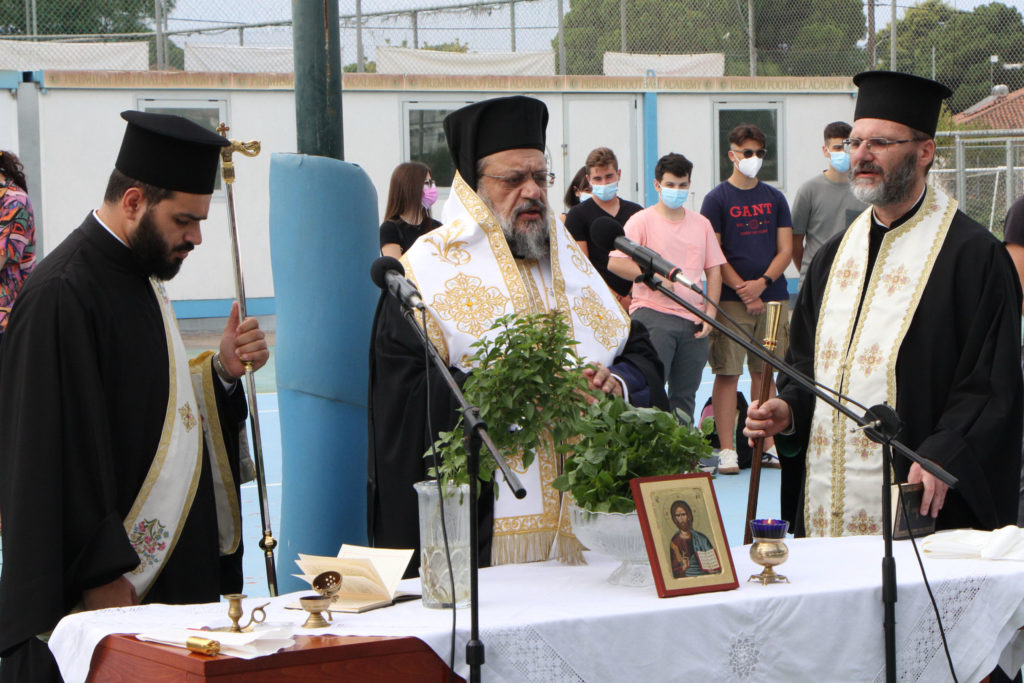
[2,2,1024,109]
[933,130,1024,234]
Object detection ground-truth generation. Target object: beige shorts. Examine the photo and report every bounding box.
[709,300,790,376]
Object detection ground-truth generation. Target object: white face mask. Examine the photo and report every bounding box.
[737,156,762,179]
[578,192,593,203]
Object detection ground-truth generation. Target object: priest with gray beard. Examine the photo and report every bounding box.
[367,96,667,576]
[745,72,1022,546]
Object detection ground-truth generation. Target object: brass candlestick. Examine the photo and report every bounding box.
[213,593,269,633]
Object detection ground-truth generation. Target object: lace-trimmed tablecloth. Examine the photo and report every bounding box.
[50,536,1024,682]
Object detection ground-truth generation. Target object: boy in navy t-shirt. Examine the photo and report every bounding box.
[699,124,792,474]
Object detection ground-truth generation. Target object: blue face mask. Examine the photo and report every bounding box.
[578,192,593,203]
[660,186,689,209]
[591,182,618,202]
[830,151,851,173]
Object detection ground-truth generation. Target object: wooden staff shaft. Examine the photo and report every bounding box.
[743,301,783,545]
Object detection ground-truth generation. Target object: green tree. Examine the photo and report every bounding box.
[559,0,865,76]
[0,0,181,69]
[875,1,1024,113]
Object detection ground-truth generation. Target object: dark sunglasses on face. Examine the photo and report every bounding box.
[733,148,767,159]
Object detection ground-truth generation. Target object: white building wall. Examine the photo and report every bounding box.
[22,74,857,306]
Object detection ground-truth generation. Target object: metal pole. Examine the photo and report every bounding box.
[356,0,364,73]
[620,0,626,52]
[1007,138,1015,215]
[557,0,565,75]
[24,0,30,35]
[955,133,966,205]
[238,27,244,46]
[411,10,418,49]
[867,0,875,68]
[510,1,516,52]
[748,0,756,77]
[890,0,896,70]
[29,0,37,36]
[154,0,165,70]
[931,46,935,80]
[292,0,344,160]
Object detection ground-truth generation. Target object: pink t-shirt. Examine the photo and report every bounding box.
[613,206,726,323]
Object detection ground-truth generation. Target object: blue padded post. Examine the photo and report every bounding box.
[269,153,379,592]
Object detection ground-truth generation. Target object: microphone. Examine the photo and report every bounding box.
[590,216,702,293]
[370,256,425,311]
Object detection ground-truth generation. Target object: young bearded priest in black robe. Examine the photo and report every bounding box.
[745,72,1023,542]
[0,111,269,682]
[367,96,668,577]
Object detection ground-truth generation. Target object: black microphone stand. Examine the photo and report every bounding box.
[395,301,527,683]
[627,256,953,683]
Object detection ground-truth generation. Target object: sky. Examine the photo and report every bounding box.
[165,0,1024,58]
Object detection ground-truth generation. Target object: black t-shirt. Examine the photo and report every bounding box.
[564,198,643,296]
[379,216,442,254]
[1004,194,1024,246]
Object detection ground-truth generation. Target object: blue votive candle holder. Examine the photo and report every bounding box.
[750,518,789,539]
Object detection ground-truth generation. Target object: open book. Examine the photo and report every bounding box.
[293,545,417,613]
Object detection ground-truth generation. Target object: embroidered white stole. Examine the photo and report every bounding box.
[122,281,243,598]
[122,280,204,598]
[402,172,631,565]
[805,187,956,537]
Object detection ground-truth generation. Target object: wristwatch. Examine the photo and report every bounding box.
[212,352,238,384]
[761,274,774,287]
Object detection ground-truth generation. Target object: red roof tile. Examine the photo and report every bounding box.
[954,86,1024,128]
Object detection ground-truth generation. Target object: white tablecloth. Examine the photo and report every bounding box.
[50,536,1024,683]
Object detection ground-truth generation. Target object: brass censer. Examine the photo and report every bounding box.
[748,519,790,585]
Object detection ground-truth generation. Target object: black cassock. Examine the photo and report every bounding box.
[367,292,668,577]
[776,206,1023,535]
[0,215,247,680]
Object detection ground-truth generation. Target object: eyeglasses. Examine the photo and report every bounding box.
[842,137,923,153]
[481,170,556,189]
[732,148,766,159]
[424,178,436,187]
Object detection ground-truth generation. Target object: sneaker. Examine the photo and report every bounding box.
[762,448,781,469]
[718,448,740,474]
[698,455,720,474]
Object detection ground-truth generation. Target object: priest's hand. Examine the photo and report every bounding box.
[583,363,624,399]
[219,301,269,378]
[83,576,138,611]
[907,463,948,518]
[744,398,792,440]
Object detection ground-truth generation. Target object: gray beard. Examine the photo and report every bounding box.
[851,149,918,207]
[477,186,550,260]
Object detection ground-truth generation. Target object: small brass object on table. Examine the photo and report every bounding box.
[299,595,334,629]
[186,636,221,656]
[313,570,343,603]
[212,594,269,633]
[748,519,791,585]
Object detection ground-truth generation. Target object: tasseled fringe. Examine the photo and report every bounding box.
[490,530,556,566]
[554,528,586,565]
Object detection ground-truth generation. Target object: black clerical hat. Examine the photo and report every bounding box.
[853,71,953,138]
[115,111,230,194]
[443,96,548,189]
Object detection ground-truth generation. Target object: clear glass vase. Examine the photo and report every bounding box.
[414,480,472,609]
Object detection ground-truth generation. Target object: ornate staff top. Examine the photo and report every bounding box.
[216,122,260,185]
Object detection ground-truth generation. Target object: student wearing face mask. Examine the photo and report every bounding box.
[699,124,792,475]
[608,153,726,425]
[379,161,442,259]
[565,147,643,306]
[790,121,867,275]
[559,165,592,224]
